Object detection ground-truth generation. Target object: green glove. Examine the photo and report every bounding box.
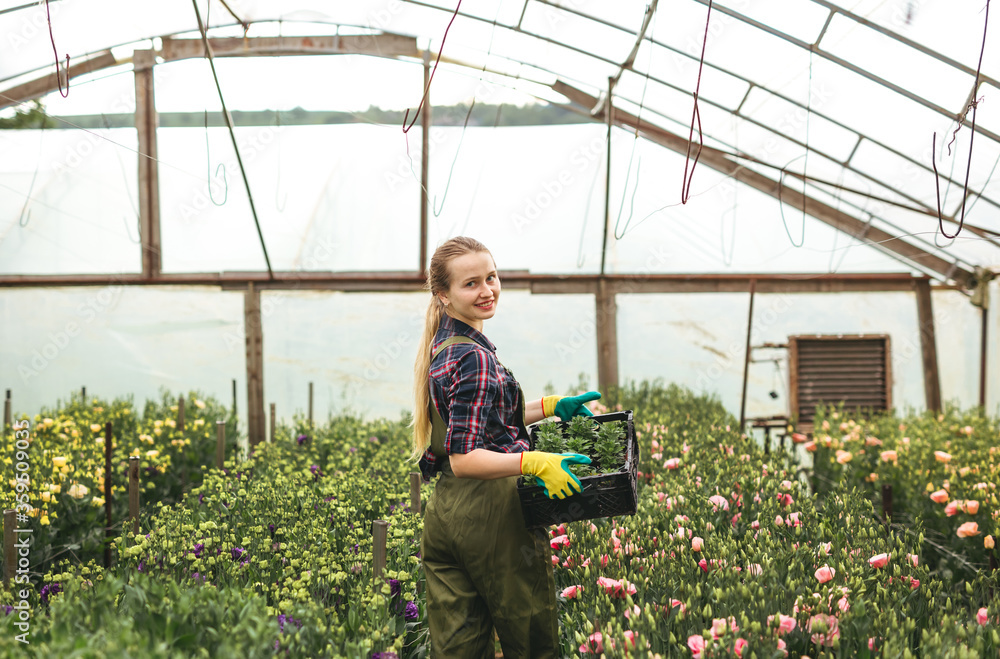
[543,391,601,421]
[520,451,591,499]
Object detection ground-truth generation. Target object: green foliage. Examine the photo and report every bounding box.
[594,420,625,473]
[0,100,54,129]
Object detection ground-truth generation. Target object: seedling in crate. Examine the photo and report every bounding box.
[594,420,625,474]
[534,421,565,454]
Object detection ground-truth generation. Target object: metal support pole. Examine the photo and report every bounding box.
[738,280,757,432]
[81,386,86,404]
[104,422,113,569]
[245,282,265,446]
[419,48,431,278]
[308,382,314,428]
[914,279,941,412]
[3,390,10,429]
[129,457,140,538]
[216,421,226,469]
[600,76,614,277]
[980,305,988,409]
[270,403,276,443]
[410,472,422,514]
[372,520,389,581]
[134,49,161,278]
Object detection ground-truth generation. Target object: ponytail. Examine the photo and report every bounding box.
[411,297,444,460]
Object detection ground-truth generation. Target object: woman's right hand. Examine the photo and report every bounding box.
[520,451,591,499]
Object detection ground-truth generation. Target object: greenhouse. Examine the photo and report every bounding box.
[1,0,999,657]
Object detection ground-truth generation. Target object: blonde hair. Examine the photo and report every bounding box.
[411,236,492,460]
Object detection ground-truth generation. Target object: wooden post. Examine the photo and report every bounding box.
[914,279,941,413]
[245,282,265,446]
[177,395,185,432]
[308,382,314,428]
[3,390,10,429]
[3,509,14,589]
[216,421,225,469]
[104,421,113,569]
[596,279,619,395]
[980,305,988,410]
[232,378,237,416]
[134,48,161,278]
[129,457,140,538]
[410,472,422,514]
[738,280,757,432]
[82,386,86,404]
[372,520,389,581]
[419,48,431,278]
[270,403,276,443]
[881,484,893,524]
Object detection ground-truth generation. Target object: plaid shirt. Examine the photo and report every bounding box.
[419,314,530,481]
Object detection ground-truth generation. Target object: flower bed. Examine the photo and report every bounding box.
[2,383,998,657]
[807,404,999,584]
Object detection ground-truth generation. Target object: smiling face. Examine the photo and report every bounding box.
[438,251,500,331]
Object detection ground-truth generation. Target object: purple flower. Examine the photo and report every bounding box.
[267,523,276,536]
[404,601,419,621]
[371,653,398,659]
[349,447,357,453]
[192,543,205,558]
[297,434,308,445]
[310,464,323,480]
[389,579,401,597]
[198,493,205,505]
[3,605,13,616]
[369,436,379,443]
[277,614,303,634]
[40,583,62,605]
[231,547,249,564]
[137,560,146,573]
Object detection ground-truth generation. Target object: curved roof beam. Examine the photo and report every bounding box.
[553,79,976,287]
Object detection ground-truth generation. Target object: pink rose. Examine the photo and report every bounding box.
[708,494,729,511]
[664,458,681,470]
[711,617,739,639]
[906,553,919,567]
[734,638,748,657]
[561,585,582,599]
[623,604,641,619]
[963,500,980,515]
[622,630,637,649]
[880,450,897,462]
[977,607,989,625]
[808,613,841,647]
[747,563,762,576]
[791,432,808,444]
[934,450,952,463]
[835,450,853,464]
[819,542,833,556]
[579,632,603,654]
[698,558,709,573]
[930,489,949,504]
[787,512,802,527]
[957,522,980,538]
[691,537,704,552]
[550,534,570,550]
[944,500,960,517]
[986,535,995,549]
[768,613,797,635]
[868,553,889,569]
[775,515,784,527]
[687,634,706,658]
[668,599,687,615]
[776,638,788,657]
[815,565,836,583]
[804,441,817,452]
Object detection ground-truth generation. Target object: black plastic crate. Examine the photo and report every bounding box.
[517,410,638,528]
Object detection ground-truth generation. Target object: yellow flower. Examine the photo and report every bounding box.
[90,423,102,433]
[92,497,105,508]
[153,420,163,428]
[139,434,153,443]
[40,515,50,526]
[194,399,206,409]
[41,492,51,503]
[52,456,67,468]
[49,484,61,494]
[165,419,176,428]
[68,483,89,499]
[146,450,159,460]
[42,418,54,428]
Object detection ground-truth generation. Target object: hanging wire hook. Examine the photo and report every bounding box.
[931,0,990,241]
[204,109,228,206]
[777,154,807,248]
[432,98,476,217]
[44,0,69,97]
[402,0,463,134]
[17,117,47,227]
[680,0,713,204]
[613,2,657,240]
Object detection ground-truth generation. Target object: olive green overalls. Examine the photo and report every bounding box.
[421,336,559,659]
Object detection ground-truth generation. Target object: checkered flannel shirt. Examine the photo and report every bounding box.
[419,314,530,481]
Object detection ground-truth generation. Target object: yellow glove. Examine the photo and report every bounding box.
[520,451,591,499]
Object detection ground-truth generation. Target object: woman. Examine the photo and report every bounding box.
[412,236,601,658]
